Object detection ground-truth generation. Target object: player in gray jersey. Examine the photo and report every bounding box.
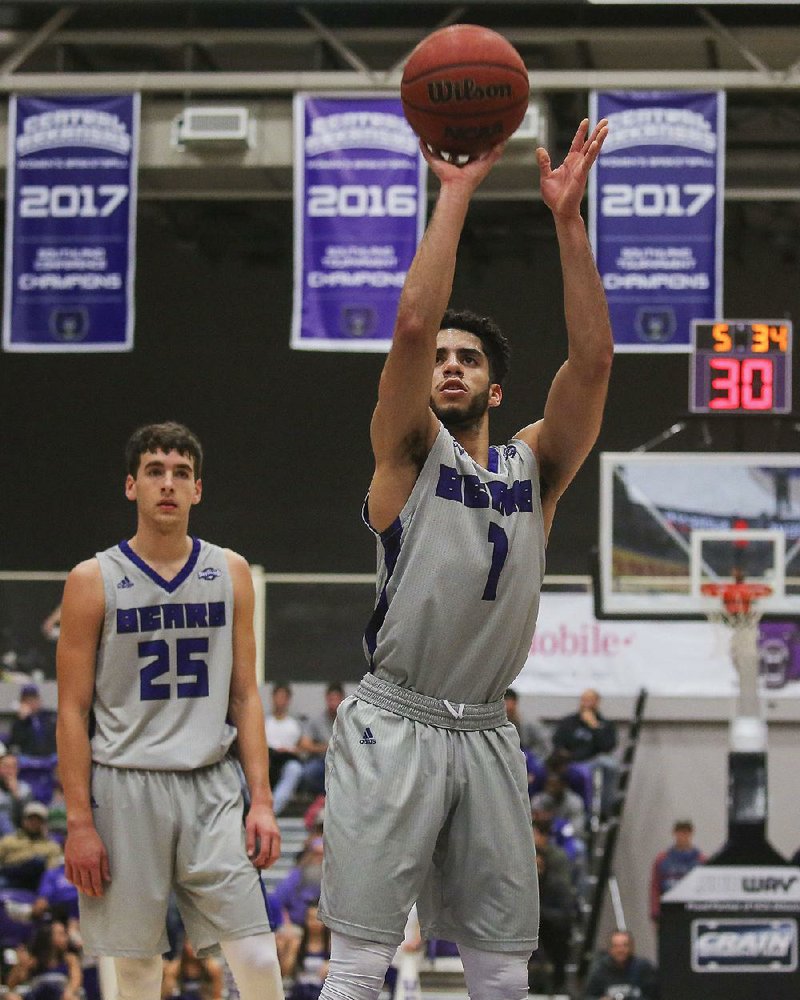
[318,121,612,1000]
[56,422,284,1000]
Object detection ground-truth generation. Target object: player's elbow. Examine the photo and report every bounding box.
[596,341,615,374]
[393,302,435,347]
[577,342,614,381]
[566,351,612,395]
[57,694,92,726]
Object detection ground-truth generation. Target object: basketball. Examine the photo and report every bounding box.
[400,24,529,159]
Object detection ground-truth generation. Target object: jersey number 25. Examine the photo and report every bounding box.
[138,637,210,700]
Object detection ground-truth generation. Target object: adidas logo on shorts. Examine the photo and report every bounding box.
[359,727,376,745]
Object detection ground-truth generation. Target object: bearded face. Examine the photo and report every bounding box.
[430,328,500,431]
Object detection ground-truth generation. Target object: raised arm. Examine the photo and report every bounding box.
[367,142,505,532]
[516,119,613,533]
[56,559,110,898]
[226,550,281,870]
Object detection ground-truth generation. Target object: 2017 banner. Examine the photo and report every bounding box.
[291,94,426,351]
[588,91,725,353]
[3,94,139,353]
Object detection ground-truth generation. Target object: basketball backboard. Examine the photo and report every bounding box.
[596,452,800,619]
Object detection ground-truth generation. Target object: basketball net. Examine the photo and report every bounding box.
[701,581,771,719]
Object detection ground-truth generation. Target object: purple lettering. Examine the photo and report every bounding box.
[116,608,138,634]
[435,464,463,502]
[184,604,208,628]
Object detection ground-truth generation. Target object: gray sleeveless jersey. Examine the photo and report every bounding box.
[92,538,237,770]
[363,423,546,703]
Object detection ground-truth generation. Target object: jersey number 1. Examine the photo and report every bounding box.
[139,637,210,700]
[482,522,509,601]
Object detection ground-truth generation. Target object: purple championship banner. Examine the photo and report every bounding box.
[3,94,139,353]
[588,91,725,353]
[292,94,426,352]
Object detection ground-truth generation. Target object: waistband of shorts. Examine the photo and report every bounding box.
[91,756,230,775]
[355,672,507,731]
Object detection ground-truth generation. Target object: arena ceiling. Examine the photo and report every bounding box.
[0,1,799,200]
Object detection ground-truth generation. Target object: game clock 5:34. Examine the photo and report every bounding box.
[690,320,793,414]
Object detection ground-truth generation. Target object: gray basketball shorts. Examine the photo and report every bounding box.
[318,677,539,953]
[80,759,272,958]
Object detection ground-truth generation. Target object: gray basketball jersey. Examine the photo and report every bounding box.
[92,538,237,770]
[363,423,546,703]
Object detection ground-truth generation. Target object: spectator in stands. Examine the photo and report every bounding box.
[545,746,596,820]
[531,770,587,837]
[650,819,705,922]
[285,901,331,1000]
[552,688,618,817]
[0,801,62,890]
[523,750,548,799]
[0,750,34,836]
[9,684,57,758]
[504,688,551,761]
[533,808,586,896]
[272,828,325,977]
[532,845,574,995]
[161,939,224,1000]
[265,683,305,816]
[32,861,80,925]
[298,683,345,798]
[583,930,659,1000]
[6,918,82,1000]
[533,821,573,892]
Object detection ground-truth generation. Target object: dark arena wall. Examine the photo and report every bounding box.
[2,198,799,577]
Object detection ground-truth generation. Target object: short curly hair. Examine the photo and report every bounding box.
[440,308,511,385]
[125,421,203,477]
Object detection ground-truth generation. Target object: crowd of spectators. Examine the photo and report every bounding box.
[0,684,87,1000]
[0,677,716,1000]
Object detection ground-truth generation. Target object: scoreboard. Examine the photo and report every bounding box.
[690,320,792,414]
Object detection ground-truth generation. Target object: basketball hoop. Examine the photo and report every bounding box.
[700,580,772,629]
[701,578,772,719]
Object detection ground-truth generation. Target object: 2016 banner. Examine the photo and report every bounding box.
[292,94,426,351]
[588,91,725,353]
[3,94,139,353]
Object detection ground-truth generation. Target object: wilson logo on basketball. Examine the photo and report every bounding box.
[426,78,513,103]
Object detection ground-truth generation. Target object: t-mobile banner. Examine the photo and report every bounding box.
[292,94,426,351]
[588,91,725,353]
[3,94,140,352]
[516,593,738,697]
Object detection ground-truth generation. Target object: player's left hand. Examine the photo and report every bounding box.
[245,802,281,869]
[537,118,608,219]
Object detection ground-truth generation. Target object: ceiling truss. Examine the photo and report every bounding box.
[0,2,798,199]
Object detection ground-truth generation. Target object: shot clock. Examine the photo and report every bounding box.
[690,320,793,414]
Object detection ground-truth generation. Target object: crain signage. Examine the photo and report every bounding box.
[691,918,798,973]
